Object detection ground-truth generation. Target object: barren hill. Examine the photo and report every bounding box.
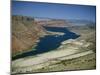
[36,19,71,27]
[12,16,46,56]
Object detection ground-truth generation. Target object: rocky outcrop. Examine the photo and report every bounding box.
[12,16,46,56]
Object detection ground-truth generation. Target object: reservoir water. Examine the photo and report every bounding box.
[12,27,80,60]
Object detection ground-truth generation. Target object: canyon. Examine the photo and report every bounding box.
[12,16,96,74]
[12,16,46,56]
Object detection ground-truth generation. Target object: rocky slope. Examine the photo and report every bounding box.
[12,16,46,56]
[12,19,96,74]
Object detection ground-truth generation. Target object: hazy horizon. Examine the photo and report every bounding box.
[12,1,96,22]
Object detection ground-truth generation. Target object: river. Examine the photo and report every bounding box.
[12,26,80,60]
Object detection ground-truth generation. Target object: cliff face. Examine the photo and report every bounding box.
[12,16,46,56]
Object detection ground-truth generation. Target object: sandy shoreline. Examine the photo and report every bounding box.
[12,47,78,67]
[12,45,93,68]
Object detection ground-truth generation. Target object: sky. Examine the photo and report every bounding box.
[12,1,96,22]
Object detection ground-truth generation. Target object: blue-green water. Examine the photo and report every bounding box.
[12,27,80,60]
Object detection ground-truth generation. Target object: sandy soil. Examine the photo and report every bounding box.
[12,45,93,69]
[12,47,78,67]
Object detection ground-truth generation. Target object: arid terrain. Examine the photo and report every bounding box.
[12,16,96,74]
[12,16,46,56]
